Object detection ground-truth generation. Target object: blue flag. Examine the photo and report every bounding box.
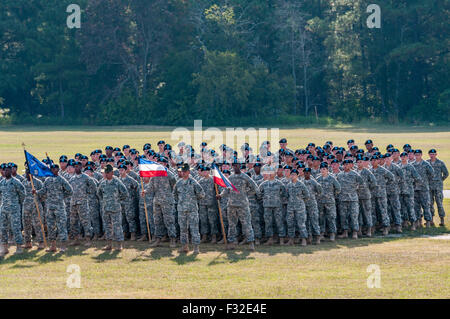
[24,150,55,177]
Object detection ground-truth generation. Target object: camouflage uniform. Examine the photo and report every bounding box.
[370,166,394,227]
[87,177,102,236]
[37,175,73,242]
[221,173,258,243]
[218,185,229,234]
[0,177,25,245]
[427,159,448,218]
[356,168,377,228]
[259,179,287,238]
[173,176,205,245]
[198,176,219,236]
[399,163,421,222]
[68,173,97,238]
[22,178,44,243]
[97,177,128,242]
[385,163,404,226]
[119,175,139,233]
[286,180,310,238]
[413,160,434,221]
[303,177,322,236]
[336,170,364,231]
[148,172,177,239]
[316,175,341,234]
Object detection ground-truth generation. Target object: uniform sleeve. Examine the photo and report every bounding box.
[301,182,311,201]
[441,161,449,181]
[333,177,341,195]
[97,183,103,201]
[118,179,129,201]
[15,179,26,203]
[62,177,74,198]
[384,167,395,183]
[410,165,422,184]
[246,174,260,197]
[314,179,322,196]
[195,180,206,201]
[87,175,97,194]
[426,162,434,184]
[368,171,377,190]
[173,182,179,204]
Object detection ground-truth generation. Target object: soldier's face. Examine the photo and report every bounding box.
[304,171,311,179]
[60,162,67,170]
[51,168,59,176]
[320,168,328,175]
[4,168,12,178]
[254,166,261,174]
[429,153,437,160]
[415,154,422,161]
[290,173,298,181]
[105,172,114,180]
[74,165,82,174]
[279,142,287,149]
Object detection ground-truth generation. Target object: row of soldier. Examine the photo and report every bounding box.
[0,138,447,256]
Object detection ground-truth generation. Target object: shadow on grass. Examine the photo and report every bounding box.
[92,250,121,262]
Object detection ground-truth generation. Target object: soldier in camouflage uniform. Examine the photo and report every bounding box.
[0,165,25,257]
[97,165,128,251]
[84,166,102,239]
[197,166,219,243]
[384,154,404,232]
[217,169,231,244]
[22,171,45,250]
[286,169,310,246]
[302,167,322,244]
[336,160,364,239]
[399,152,422,229]
[316,162,341,241]
[356,157,377,236]
[370,156,394,235]
[427,149,448,226]
[173,164,205,253]
[68,162,97,246]
[217,161,258,250]
[138,176,155,241]
[118,164,139,240]
[259,165,287,245]
[36,164,73,252]
[412,150,434,227]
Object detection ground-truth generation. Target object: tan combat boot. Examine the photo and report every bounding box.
[366,228,372,237]
[314,236,320,245]
[396,225,402,233]
[279,237,285,245]
[264,237,274,246]
[0,244,9,257]
[430,220,435,227]
[137,234,148,242]
[161,235,169,242]
[352,231,358,239]
[307,236,313,244]
[37,242,45,250]
[130,232,136,241]
[200,235,208,243]
[226,242,236,250]
[69,236,80,246]
[102,241,113,251]
[286,238,294,246]
[382,227,389,236]
[169,237,177,248]
[24,242,32,249]
[300,238,307,246]
[255,238,260,245]
[46,241,57,253]
[248,242,255,251]
[193,245,200,254]
[410,221,416,231]
[114,242,123,251]
[14,245,23,255]
[210,234,217,244]
[425,221,431,228]
[329,233,336,241]
[178,244,189,253]
[439,217,445,226]
[84,238,92,247]
[338,230,348,239]
[59,243,67,253]
[150,237,161,247]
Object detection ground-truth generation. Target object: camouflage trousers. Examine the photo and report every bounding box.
[414,190,432,221]
[89,199,102,236]
[305,200,321,236]
[139,200,155,236]
[178,210,200,245]
[46,207,68,242]
[358,198,373,228]
[430,189,445,217]
[227,205,254,243]
[121,201,137,233]
[318,201,337,234]
[69,202,93,238]
[249,202,262,239]
[22,202,44,243]
[220,203,228,235]
[153,202,176,238]
[0,207,24,245]
[339,201,360,231]
[400,193,416,222]
[199,204,219,235]
[287,202,307,238]
[103,211,124,242]
[387,193,402,226]
[263,207,285,237]
[371,196,390,227]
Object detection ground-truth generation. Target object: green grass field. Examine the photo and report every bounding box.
[0,125,449,298]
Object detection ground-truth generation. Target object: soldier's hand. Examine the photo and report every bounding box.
[216,194,221,199]
[32,189,37,195]
[141,191,146,197]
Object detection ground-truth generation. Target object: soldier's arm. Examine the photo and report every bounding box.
[314,179,322,196]
[384,168,395,182]
[441,161,449,181]
[246,174,260,197]
[118,179,129,201]
[195,180,206,200]
[87,175,97,194]
[410,165,422,184]
[368,171,377,190]
[302,182,311,201]
[62,177,74,197]
[97,183,103,201]
[15,179,26,203]
[172,182,179,204]
[333,177,341,195]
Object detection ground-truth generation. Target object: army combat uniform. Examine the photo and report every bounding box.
[22,178,44,244]
[197,176,219,238]
[0,177,25,246]
[427,158,448,218]
[370,166,394,228]
[286,179,310,239]
[316,175,341,235]
[119,175,139,234]
[385,163,404,226]
[413,160,434,222]
[336,170,364,233]
[399,162,421,223]
[259,179,287,239]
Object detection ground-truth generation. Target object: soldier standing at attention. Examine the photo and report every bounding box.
[97,165,128,251]
[427,149,448,226]
[22,169,45,250]
[286,169,310,246]
[84,166,102,240]
[355,157,377,237]
[35,164,73,252]
[173,164,205,254]
[0,165,25,257]
[384,153,404,232]
[412,150,434,228]
[197,166,219,244]
[68,161,97,246]
[118,163,139,241]
[302,167,322,244]
[399,152,422,230]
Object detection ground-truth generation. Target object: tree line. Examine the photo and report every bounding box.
[1,0,449,126]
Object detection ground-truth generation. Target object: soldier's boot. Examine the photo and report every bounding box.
[69,236,80,246]
[102,241,113,251]
[279,237,285,246]
[24,242,33,249]
[320,233,325,241]
[314,236,320,245]
[337,230,348,239]
[264,237,274,246]
[14,245,23,255]
[395,225,402,233]
[83,238,92,247]
[217,238,225,244]
[178,244,189,253]
[294,237,300,244]
[430,220,436,227]
[161,235,169,242]
[357,229,363,237]
[98,234,106,241]
[248,242,255,251]
[37,242,45,250]
[169,238,177,248]
[300,238,307,246]
[226,242,236,250]
[286,238,294,246]
[255,238,261,246]
[59,243,66,253]
[123,232,127,240]
[137,234,148,242]
[371,226,376,235]
[307,236,313,245]
[130,232,136,241]
[418,218,423,228]
[0,244,9,257]
[193,245,200,254]
[382,227,389,236]
[210,234,217,244]
[439,217,445,227]
[200,235,208,243]
[329,233,336,241]
[410,222,416,231]
[46,241,57,253]
[114,242,123,251]
[366,228,372,237]
[425,221,431,228]
[150,237,161,247]
[352,231,358,239]
[239,238,247,245]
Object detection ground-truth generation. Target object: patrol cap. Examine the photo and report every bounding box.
[365,139,373,145]
[347,139,355,144]
[350,145,358,150]
[403,144,411,150]
[113,147,121,152]
[254,163,262,168]
[320,162,328,169]
[428,149,437,154]
[103,164,114,173]
[164,144,172,151]
[84,166,94,172]
[384,153,391,158]
[400,152,408,157]
[343,159,353,164]
[290,169,299,175]
[304,167,312,173]
[105,146,113,151]
[157,140,165,145]
[117,164,127,170]
[331,159,340,164]
[414,149,422,154]
[50,163,59,169]
[279,138,287,143]
[312,156,320,161]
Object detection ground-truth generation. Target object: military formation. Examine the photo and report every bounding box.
[0,138,447,257]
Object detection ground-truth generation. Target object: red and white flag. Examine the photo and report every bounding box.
[138,158,167,177]
[212,164,239,192]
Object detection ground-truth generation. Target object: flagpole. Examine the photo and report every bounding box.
[140,177,152,242]
[22,143,47,247]
[214,183,227,245]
